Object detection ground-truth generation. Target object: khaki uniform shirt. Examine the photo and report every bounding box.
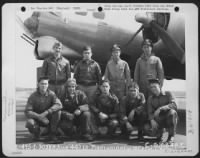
[134,54,164,87]
[104,58,131,83]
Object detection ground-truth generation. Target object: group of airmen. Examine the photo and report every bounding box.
[24,39,178,144]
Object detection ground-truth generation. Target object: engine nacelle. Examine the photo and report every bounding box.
[34,36,81,60]
[34,36,57,59]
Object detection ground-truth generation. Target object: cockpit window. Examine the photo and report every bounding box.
[75,11,87,16]
[92,12,105,20]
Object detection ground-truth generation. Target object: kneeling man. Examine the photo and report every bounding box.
[144,78,178,144]
[59,78,94,141]
[120,82,146,140]
[91,80,120,137]
[24,76,62,143]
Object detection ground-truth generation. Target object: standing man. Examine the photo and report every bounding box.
[143,78,178,144]
[120,82,146,140]
[41,41,71,99]
[74,46,102,105]
[134,39,164,99]
[90,80,120,138]
[59,78,95,141]
[104,44,131,100]
[24,76,62,143]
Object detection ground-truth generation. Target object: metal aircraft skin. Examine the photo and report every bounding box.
[19,11,185,79]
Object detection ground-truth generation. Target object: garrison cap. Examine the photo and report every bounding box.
[66,78,77,86]
[148,78,160,85]
[142,39,153,48]
[38,76,49,83]
[111,44,121,51]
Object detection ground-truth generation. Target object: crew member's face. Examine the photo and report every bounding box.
[67,84,76,94]
[142,45,152,56]
[38,80,48,93]
[149,83,161,96]
[128,87,138,98]
[101,82,110,95]
[112,50,121,60]
[83,50,92,60]
[53,45,62,58]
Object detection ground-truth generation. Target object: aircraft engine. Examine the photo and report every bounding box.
[34,36,81,60]
[34,36,58,60]
[142,13,170,44]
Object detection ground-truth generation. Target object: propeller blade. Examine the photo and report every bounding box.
[122,25,144,49]
[135,13,185,64]
[150,21,185,64]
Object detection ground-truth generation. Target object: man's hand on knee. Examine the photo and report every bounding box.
[99,112,109,120]
[154,108,161,117]
[36,111,49,125]
[79,104,89,112]
[74,109,81,116]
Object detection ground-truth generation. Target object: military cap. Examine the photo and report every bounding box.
[142,39,153,48]
[38,76,49,83]
[111,44,121,51]
[148,78,160,85]
[66,78,77,86]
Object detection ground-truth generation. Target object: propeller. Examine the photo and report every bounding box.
[135,13,185,64]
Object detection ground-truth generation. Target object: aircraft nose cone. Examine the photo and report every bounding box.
[24,16,39,34]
